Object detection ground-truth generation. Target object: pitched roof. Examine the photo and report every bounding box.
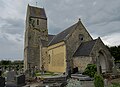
[28,5,47,19]
[48,22,79,46]
[73,39,97,57]
[48,34,55,43]
[41,34,55,47]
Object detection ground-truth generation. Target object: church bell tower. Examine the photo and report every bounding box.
[24,4,48,71]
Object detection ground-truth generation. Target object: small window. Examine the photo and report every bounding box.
[49,55,51,64]
[37,19,39,25]
[79,34,84,41]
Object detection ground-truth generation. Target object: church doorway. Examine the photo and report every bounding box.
[98,51,107,73]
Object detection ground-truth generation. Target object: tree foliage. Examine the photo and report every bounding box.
[0,60,23,65]
[0,60,11,65]
[106,45,120,61]
[94,73,104,87]
[83,64,97,77]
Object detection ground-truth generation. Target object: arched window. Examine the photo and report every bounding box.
[79,34,84,41]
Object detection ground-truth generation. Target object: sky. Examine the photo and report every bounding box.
[0,0,120,60]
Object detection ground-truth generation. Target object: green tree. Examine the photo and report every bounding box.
[83,64,97,77]
[107,45,120,61]
[0,60,11,65]
[94,73,104,87]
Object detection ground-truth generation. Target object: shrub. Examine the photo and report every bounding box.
[94,73,104,87]
[83,64,97,77]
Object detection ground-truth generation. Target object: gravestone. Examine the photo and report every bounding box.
[6,70,16,82]
[15,74,25,86]
[112,57,118,75]
[0,77,5,87]
[112,66,118,75]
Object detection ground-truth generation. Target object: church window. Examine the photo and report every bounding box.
[49,55,51,64]
[79,34,84,41]
[37,19,39,25]
[32,19,35,27]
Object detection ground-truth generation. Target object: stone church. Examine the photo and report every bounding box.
[24,5,113,74]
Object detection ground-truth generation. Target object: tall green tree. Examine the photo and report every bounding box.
[107,45,120,61]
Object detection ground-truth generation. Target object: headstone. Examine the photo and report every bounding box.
[15,74,25,86]
[112,66,118,75]
[112,57,118,75]
[0,77,5,87]
[104,79,108,86]
[6,70,16,82]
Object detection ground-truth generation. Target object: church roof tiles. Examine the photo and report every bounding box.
[48,22,79,46]
[73,39,97,57]
[28,5,47,19]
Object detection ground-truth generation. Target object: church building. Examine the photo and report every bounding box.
[24,5,113,74]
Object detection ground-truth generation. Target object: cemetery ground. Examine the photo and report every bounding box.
[1,70,120,87]
[0,61,120,87]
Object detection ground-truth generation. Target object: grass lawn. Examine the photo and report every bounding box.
[35,71,58,76]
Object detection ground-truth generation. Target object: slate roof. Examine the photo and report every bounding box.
[29,5,47,19]
[73,39,97,57]
[48,34,55,43]
[48,22,79,46]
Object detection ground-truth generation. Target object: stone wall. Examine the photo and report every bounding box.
[48,41,66,73]
[90,38,113,72]
[41,47,49,71]
[24,6,48,71]
[73,56,92,73]
[65,21,93,72]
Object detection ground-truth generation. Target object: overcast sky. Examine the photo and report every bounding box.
[0,0,120,60]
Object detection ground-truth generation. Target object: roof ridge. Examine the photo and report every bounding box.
[29,5,44,9]
[48,21,79,46]
[64,20,80,41]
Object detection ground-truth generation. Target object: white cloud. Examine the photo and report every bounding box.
[0,0,120,60]
[102,33,120,46]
